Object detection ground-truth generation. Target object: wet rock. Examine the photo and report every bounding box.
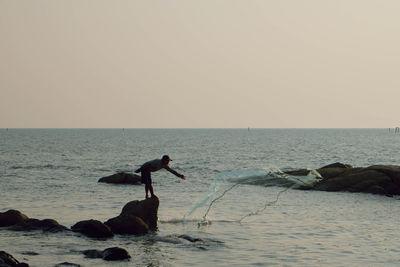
[314,164,400,195]
[104,196,159,235]
[98,172,141,185]
[9,218,68,233]
[83,247,130,261]
[82,250,103,259]
[0,210,28,227]
[104,214,149,235]
[71,219,114,238]
[0,251,19,266]
[284,169,310,176]
[319,162,353,169]
[102,247,131,261]
[316,167,351,180]
[120,196,159,230]
[284,163,400,196]
[0,251,30,267]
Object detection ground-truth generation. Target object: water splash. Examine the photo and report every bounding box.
[184,168,322,224]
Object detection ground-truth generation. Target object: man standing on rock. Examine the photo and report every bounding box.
[135,155,185,199]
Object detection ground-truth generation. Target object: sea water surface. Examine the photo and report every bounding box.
[1,128,400,266]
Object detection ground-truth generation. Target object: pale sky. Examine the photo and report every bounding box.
[1,1,399,128]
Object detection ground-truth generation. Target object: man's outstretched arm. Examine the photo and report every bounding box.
[164,166,185,179]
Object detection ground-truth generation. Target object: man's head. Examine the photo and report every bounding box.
[161,155,171,165]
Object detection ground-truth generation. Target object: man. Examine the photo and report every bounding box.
[135,155,185,199]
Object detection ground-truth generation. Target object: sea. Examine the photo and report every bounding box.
[1,128,400,266]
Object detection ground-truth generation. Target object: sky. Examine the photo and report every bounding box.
[1,0,400,128]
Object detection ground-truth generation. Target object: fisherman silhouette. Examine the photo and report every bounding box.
[135,155,185,199]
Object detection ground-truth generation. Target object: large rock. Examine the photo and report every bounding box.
[104,196,159,235]
[98,172,141,185]
[71,219,114,238]
[313,164,400,195]
[283,163,400,196]
[121,197,159,230]
[0,210,28,227]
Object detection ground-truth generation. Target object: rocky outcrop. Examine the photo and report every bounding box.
[287,163,400,196]
[0,251,30,267]
[1,197,159,239]
[98,172,141,185]
[71,220,114,238]
[0,210,68,233]
[83,247,131,261]
[0,210,28,227]
[120,197,159,230]
[104,196,159,235]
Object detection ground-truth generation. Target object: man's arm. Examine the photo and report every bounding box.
[134,167,141,173]
[164,166,185,179]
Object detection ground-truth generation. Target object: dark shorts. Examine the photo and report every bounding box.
[141,169,152,185]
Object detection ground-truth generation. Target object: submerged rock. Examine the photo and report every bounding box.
[0,210,28,227]
[71,219,114,238]
[98,172,141,185]
[83,247,131,261]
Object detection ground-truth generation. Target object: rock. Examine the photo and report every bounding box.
[316,167,351,180]
[284,169,310,176]
[98,172,141,185]
[102,247,131,261]
[320,162,353,169]
[104,197,159,235]
[314,164,400,195]
[104,214,149,235]
[9,218,68,233]
[120,196,159,230]
[71,219,114,238]
[0,210,28,227]
[83,247,130,261]
[82,250,103,259]
[0,251,30,267]
[0,251,19,266]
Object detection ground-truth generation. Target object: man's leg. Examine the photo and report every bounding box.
[149,183,155,198]
[145,184,150,199]
[141,170,150,198]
